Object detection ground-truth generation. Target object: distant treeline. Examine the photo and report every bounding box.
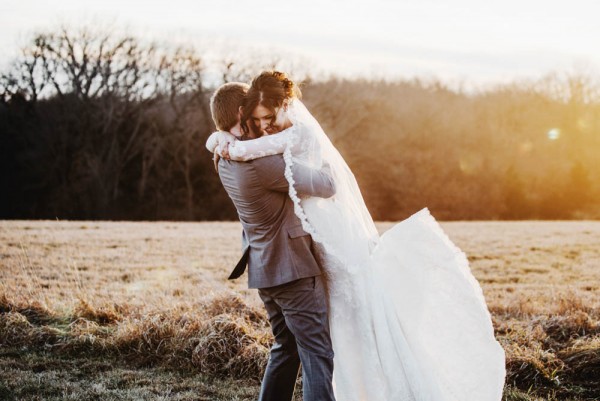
[1,28,599,221]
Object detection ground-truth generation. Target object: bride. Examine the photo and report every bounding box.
[207,71,506,400]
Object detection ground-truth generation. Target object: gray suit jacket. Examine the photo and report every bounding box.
[218,155,336,289]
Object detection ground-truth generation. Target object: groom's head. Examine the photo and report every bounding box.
[210,82,249,138]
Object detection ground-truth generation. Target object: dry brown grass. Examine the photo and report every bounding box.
[1,220,599,400]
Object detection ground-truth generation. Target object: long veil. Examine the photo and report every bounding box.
[283,99,379,273]
[281,99,505,401]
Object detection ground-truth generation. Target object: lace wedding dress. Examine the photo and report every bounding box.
[206,101,506,400]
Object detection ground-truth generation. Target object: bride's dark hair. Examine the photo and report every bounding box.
[241,71,302,134]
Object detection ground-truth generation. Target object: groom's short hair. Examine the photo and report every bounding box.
[210,82,249,131]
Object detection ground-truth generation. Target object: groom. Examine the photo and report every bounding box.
[209,82,337,401]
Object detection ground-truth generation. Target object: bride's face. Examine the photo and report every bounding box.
[250,103,291,135]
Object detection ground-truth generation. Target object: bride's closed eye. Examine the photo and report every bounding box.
[253,115,275,123]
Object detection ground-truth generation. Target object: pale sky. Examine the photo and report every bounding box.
[1,0,599,87]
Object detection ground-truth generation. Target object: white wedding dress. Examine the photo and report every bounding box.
[206,100,505,400]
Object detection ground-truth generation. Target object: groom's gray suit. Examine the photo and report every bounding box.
[218,154,336,401]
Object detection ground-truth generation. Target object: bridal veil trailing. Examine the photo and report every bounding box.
[282,99,506,401]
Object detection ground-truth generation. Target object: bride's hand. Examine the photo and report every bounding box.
[220,142,231,160]
[206,130,236,157]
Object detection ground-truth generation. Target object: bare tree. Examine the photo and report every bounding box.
[157,46,208,219]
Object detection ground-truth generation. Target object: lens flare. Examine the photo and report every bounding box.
[547,128,560,140]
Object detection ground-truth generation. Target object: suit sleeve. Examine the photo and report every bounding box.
[252,155,336,198]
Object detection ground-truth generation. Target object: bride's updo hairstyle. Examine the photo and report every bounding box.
[241,71,301,134]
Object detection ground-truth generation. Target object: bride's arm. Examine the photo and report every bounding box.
[206,131,237,155]
[209,128,295,162]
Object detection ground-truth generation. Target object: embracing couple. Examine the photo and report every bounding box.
[207,71,506,401]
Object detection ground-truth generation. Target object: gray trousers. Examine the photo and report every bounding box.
[257,275,336,401]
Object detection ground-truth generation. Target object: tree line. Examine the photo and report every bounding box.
[1,27,598,221]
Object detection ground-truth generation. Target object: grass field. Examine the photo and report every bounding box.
[1,220,599,400]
